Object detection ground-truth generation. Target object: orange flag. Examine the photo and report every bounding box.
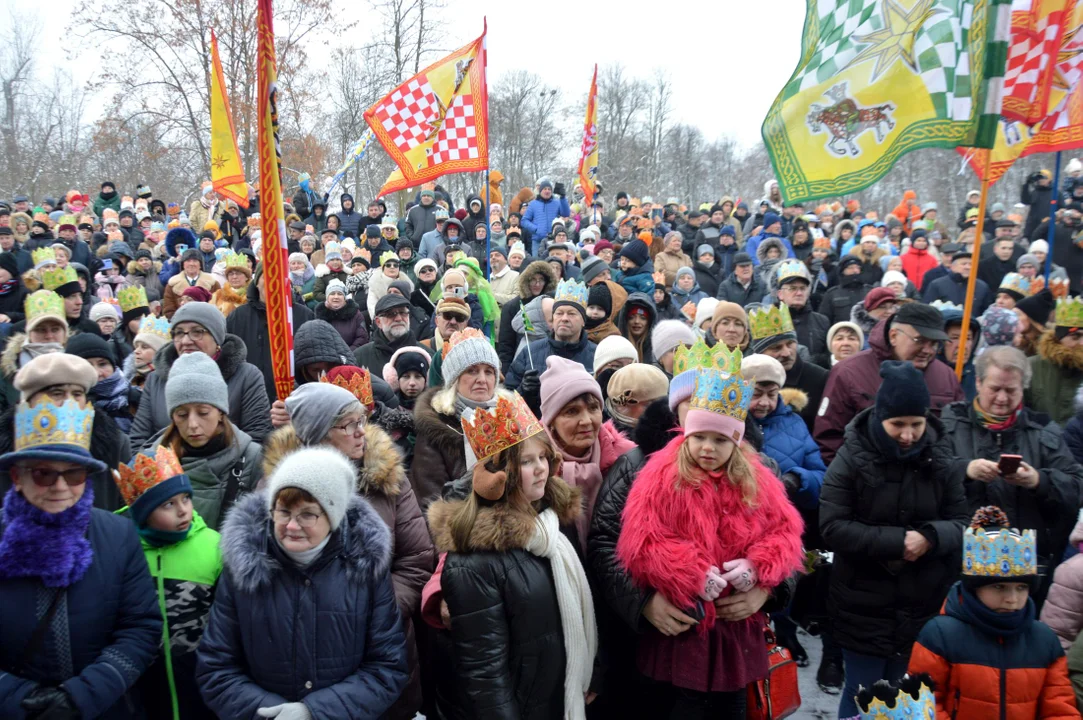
[209,29,248,208]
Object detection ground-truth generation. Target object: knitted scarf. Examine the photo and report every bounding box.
[0,278,18,296]
[91,368,132,433]
[972,397,1021,432]
[18,342,63,369]
[525,508,597,720]
[0,485,94,588]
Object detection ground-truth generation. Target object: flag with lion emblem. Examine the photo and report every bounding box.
[763,0,1011,203]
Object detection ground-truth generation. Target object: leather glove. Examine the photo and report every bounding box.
[257,703,313,720]
[518,370,542,416]
[698,565,727,602]
[780,472,800,494]
[21,686,80,720]
[720,559,758,592]
[553,181,567,198]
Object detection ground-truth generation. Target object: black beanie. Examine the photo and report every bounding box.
[1015,288,1056,327]
[0,251,20,279]
[395,238,414,252]
[393,349,429,378]
[618,238,650,267]
[587,282,612,317]
[65,333,116,368]
[874,360,929,420]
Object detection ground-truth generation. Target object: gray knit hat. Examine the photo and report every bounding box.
[171,301,227,346]
[580,255,609,284]
[326,279,347,297]
[266,446,356,531]
[165,351,229,415]
[285,382,361,445]
[441,331,500,389]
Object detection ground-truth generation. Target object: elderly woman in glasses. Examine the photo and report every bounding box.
[261,381,433,720]
[0,355,161,719]
[130,302,271,451]
[196,445,409,720]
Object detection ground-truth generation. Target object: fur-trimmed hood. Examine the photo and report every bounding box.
[1039,328,1083,372]
[260,422,406,498]
[126,259,162,276]
[427,476,581,554]
[832,219,856,242]
[1,333,27,380]
[756,236,788,264]
[151,333,249,383]
[219,490,391,593]
[850,300,879,337]
[779,387,809,413]
[516,260,557,300]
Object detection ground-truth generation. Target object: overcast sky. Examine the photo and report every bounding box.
[34,0,805,147]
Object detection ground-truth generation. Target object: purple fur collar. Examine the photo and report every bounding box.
[0,485,94,588]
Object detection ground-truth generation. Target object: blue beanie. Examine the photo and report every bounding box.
[763,212,781,229]
[719,225,736,238]
[618,238,650,267]
[874,360,929,420]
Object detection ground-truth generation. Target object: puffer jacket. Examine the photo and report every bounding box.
[900,247,939,291]
[941,401,1083,562]
[427,476,584,720]
[755,389,826,514]
[819,409,969,657]
[315,299,368,350]
[130,335,272,451]
[336,193,364,239]
[617,259,656,296]
[195,492,408,720]
[1029,330,1083,425]
[910,582,1080,720]
[497,261,558,373]
[817,276,872,326]
[1042,515,1083,652]
[0,509,162,719]
[521,194,572,254]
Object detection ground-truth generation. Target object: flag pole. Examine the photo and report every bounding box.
[1044,151,1062,282]
[955,151,993,379]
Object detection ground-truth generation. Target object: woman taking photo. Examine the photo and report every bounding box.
[147,352,262,530]
[263,380,434,720]
[427,393,597,719]
[820,361,969,719]
[196,445,408,719]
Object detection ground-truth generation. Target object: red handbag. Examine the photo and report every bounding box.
[746,625,801,720]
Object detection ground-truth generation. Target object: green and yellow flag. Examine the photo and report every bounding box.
[763,0,1012,204]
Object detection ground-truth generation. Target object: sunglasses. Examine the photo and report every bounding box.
[419,267,436,273]
[384,262,400,268]
[438,311,466,321]
[18,466,88,487]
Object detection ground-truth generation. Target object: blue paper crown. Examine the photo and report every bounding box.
[963,526,1037,578]
[998,272,1031,298]
[554,278,588,309]
[136,315,171,341]
[857,677,936,720]
[0,399,105,472]
[775,259,808,283]
[688,367,753,422]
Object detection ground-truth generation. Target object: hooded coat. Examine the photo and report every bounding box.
[315,298,369,350]
[336,193,363,239]
[194,492,409,720]
[129,335,273,451]
[462,193,487,239]
[354,327,430,378]
[1028,330,1083,424]
[819,409,969,657]
[162,270,221,320]
[405,199,439,244]
[261,424,433,719]
[123,259,164,302]
[496,261,558,372]
[483,170,505,209]
[813,318,964,464]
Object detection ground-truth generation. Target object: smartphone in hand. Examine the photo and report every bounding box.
[998,454,1023,475]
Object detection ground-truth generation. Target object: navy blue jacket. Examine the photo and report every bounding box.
[505,330,597,390]
[0,509,162,719]
[922,272,993,316]
[754,390,826,511]
[196,492,408,720]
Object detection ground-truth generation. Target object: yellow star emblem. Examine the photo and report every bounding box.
[847,0,944,82]
[211,155,227,170]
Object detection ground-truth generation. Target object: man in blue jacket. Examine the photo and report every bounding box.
[521,180,570,255]
[505,278,596,394]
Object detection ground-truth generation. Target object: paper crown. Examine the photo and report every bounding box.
[57,214,77,228]
[15,399,94,454]
[24,290,64,325]
[928,299,961,312]
[321,366,374,409]
[689,366,753,424]
[748,303,795,340]
[42,265,78,292]
[442,327,487,360]
[380,250,398,267]
[118,285,149,313]
[31,247,57,268]
[1049,277,1071,299]
[775,259,809,284]
[223,251,249,270]
[102,208,119,224]
[856,675,936,720]
[998,272,1031,298]
[963,506,1037,578]
[114,445,185,508]
[813,236,831,249]
[673,336,742,376]
[1055,297,1083,328]
[136,314,170,342]
[554,278,588,309]
[461,393,545,463]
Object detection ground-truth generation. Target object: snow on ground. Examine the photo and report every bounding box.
[793,626,840,719]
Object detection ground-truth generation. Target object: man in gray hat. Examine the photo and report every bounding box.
[355,294,432,375]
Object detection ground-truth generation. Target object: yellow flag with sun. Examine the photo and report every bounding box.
[209,29,248,208]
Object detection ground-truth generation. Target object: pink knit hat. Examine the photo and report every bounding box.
[683,408,745,444]
[539,355,602,429]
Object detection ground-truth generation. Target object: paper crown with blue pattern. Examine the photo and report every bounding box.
[554,278,588,310]
[683,365,754,444]
[856,674,936,720]
[775,259,810,285]
[135,314,171,343]
[998,272,1031,299]
[0,399,105,472]
[962,506,1037,578]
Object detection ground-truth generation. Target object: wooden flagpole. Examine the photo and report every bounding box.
[955,151,993,379]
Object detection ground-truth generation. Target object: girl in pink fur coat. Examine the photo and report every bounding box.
[617,367,804,717]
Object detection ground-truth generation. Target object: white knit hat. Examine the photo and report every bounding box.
[881,270,907,289]
[651,320,695,359]
[89,301,120,323]
[592,335,638,374]
[441,332,500,389]
[266,446,356,531]
[326,279,347,297]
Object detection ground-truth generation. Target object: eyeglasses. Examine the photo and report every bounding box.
[384,262,400,269]
[332,419,365,435]
[380,308,410,320]
[897,329,940,348]
[419,267,436,274]
[273,508,324,527]
[172,327,208,342]
[18,466,88,487]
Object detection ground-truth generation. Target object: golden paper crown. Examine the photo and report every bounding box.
[443,327,487,360]
[114,445,185,507]
[380,250,398,267]
[102,208,119,224]
[963,525,1037,578]
[461,393,545,462]
[857,676,936,720]
[42,264,78,292]
[31,247,57,268]
[688,367,754,423]
[554,278,588,309]
[15,399,94,453]
[57,214,77,228]
[24,290,65,325]
[118,285,149,313]
[321,366,374,409]
[33,212,49,225]
[223,251,249,270]
[748,303,795,340]
[1056,296,1083,328]
[998,272,1031,298]
[673,336,742,376]
[813,236,831,249]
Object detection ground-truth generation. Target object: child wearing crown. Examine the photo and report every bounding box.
[114,446,222,719]
[616,363,804,714]
[426,393,598,719]
[908,506,1080,719]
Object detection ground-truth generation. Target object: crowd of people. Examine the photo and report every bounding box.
[5,173,1083,719]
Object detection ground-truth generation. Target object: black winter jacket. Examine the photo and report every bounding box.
[817,278,872,326]
[789,302,830,359]
[819,409,969,658]
[716,273,765,305]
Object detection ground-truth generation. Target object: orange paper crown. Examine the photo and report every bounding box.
[461,393,545,462]
[652,270,666,285]
[322,366,375,409]
[114,445,185,507]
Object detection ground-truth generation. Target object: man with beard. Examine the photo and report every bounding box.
[354,294,430,374]
[505,278,596,392]
[813,303,963,463]
[748,302,828,433]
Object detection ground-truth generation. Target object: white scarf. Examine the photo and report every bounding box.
[275,534,330,568]
[525,508,597,720]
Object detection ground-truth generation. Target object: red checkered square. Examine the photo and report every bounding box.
[427,94,479,166]
[372,76,439,154]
